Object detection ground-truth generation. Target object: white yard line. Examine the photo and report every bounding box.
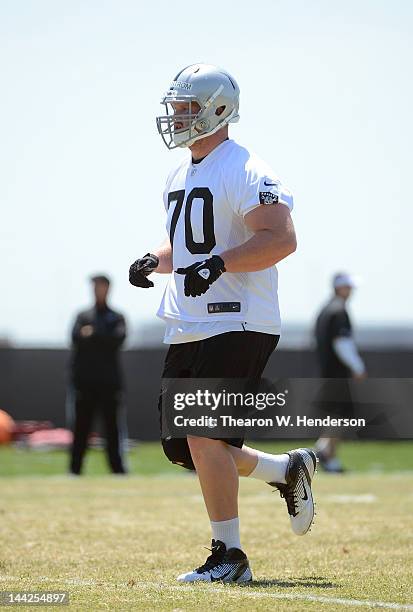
[156,585,413,610]
[130,582,413,610]
[324,494,377,503]
[4,575,412,610]
[242,493,378,504]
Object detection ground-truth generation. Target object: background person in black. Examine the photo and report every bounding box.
[69,275,127,475]
[314,272,366,472]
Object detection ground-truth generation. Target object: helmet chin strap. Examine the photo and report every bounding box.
[175,107,240,148]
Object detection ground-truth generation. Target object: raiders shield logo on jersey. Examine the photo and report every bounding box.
[259,191,279,205]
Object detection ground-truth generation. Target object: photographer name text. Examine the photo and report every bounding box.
[173,415,366,428]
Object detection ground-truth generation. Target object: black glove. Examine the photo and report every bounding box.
[176,255,226,297]
[129,253,159,288]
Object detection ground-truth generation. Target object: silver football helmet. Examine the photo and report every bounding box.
[156,63,240,149]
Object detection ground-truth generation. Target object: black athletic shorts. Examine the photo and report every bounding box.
[159,331,279,470]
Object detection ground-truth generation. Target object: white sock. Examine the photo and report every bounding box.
[210,517,242,551]
[315,438,331,454]
[248,451,289,484]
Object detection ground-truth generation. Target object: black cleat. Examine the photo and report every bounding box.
[268,448,317,535]
[177,539,253,583]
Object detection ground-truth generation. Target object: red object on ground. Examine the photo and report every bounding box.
[13,421,54,439]
[27,428,73,449]
[0,410,16,444]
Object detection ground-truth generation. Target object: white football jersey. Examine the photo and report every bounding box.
[157,139,293,329]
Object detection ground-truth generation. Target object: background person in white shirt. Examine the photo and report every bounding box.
[129,63,317,583]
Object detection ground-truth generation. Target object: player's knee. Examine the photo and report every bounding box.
[187,436,223,463]
[161,438,195,471]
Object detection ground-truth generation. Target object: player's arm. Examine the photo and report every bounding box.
[71,314,91,344]
[220,203,296,272]
[153,236,173,274]
[129,236,172,288]
[331,312,367,378]
[176,203,296,297]
[92,314,127,349]
[332,337,366,378]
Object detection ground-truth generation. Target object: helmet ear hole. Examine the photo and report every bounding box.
[195,118,210,132]
[215,105,226,116]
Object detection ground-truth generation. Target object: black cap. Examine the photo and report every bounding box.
[90,274,111,286]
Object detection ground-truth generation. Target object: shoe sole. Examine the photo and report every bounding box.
[177,570,253,584]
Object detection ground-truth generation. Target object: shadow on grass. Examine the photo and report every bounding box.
[241,576,337,589]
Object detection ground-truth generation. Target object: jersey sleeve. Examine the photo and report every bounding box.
[331,311,352,338]
[227,154,294,218]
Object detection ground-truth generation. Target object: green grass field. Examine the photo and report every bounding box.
[1,442,413,611]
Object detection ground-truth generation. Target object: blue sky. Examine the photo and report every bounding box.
[1,0,412,345]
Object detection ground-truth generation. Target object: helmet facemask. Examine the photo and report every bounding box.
[156,96,205,150]
[156,88,239,149]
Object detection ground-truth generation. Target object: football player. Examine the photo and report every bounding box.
[129,64,317,583]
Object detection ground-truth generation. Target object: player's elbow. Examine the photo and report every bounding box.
[281,211,297,257]
[275,233,297,263]
[263,241,295,269]
[287,233,297,255]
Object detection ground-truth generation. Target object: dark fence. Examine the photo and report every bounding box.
[0,348,412,440]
